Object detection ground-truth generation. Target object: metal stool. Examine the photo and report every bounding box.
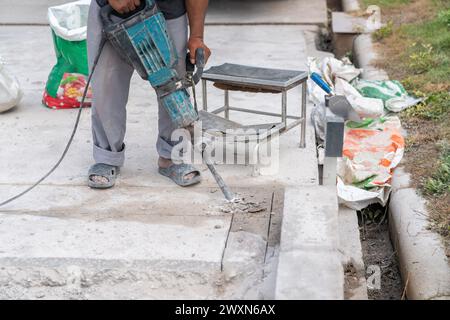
[200,63,308,148]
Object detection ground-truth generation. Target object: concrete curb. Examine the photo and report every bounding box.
[390,168,450,300]
[342,0,361,12]
[353,34,389,80]
[338,206,368,300]
[352,32,450,300]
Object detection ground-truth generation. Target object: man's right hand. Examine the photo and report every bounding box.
[108,0,141,14]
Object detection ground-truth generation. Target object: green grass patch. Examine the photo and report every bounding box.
[361,0,410,8]
[424,146,450,195]
[372,20,394,40]
[404,92,449,120]
[396,8,450,90]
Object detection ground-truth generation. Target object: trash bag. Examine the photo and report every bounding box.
[43,0,92,109]
[352,79,422,112]
[0,57,23,113]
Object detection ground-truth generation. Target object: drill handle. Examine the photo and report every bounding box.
[186,48,205,85]
[100,0,154,27]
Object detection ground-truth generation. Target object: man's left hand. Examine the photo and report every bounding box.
[187,37,211,65]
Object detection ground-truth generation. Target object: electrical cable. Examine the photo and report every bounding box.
[0,38,107,208]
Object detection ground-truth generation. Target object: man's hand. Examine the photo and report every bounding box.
[188,37,211,65]
[108,0,140,14]
[186,0,210,65]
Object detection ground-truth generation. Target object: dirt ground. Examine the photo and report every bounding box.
[359,215,404,300]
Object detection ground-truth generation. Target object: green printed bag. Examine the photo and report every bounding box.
[43,0,91,109]
[352,79,421,112]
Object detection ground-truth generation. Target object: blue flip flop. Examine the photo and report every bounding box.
[158,163,201,187]
[88,163,119,189]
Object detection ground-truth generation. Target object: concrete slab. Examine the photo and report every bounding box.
[0,0,328,26]
[0,258,225,299]
[0,213,230,263]
[275,186,344,300]
[206,0,328,25]
[280,186,339,252]
[275,249,344,300]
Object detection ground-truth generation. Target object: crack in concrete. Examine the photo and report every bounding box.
[220,211,235,272]
[263,192,276,264]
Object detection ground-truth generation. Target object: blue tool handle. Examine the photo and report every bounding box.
[310,72,333,95]
[186,48,205,84]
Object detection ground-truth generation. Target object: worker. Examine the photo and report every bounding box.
[86,0,211,189]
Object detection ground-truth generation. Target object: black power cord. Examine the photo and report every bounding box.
[0,38,107,208]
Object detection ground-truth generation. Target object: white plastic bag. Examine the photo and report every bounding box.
[335,78,384,119]
[0,58,23,113]
[48,0,91,41]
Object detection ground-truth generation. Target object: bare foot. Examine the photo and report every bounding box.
[158,157,197,180]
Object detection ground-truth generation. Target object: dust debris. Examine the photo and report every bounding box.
[219,195,267,214]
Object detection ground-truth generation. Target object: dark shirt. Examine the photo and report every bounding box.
[96,0,186,20]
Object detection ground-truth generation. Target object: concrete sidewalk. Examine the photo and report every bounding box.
[0,0,343,300]
[0,0,327,25]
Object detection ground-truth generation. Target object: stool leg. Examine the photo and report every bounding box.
[224,89,230,119]
[300,82,307,148]
[281,90,287,128]
[202,79,208,111]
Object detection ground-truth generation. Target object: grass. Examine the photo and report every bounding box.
[372,20,394,40]
[362,0,411,7]
[362,0,450,247]
[424,147,450,196]
[404,91,450,120]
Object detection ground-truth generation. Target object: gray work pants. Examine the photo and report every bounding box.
[87,2,188,166]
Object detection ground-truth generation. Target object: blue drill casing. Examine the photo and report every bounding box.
[100,0,198,128]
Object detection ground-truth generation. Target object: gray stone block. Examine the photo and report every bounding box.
[281,187,339,252]
[275,249,344,300]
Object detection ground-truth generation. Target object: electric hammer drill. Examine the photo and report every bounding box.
[100,0,203,128]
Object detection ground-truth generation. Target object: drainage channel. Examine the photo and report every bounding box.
[358,204,403,300]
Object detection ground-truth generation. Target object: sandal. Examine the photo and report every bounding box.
[158,163,201,187]
[88,163,119,189]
